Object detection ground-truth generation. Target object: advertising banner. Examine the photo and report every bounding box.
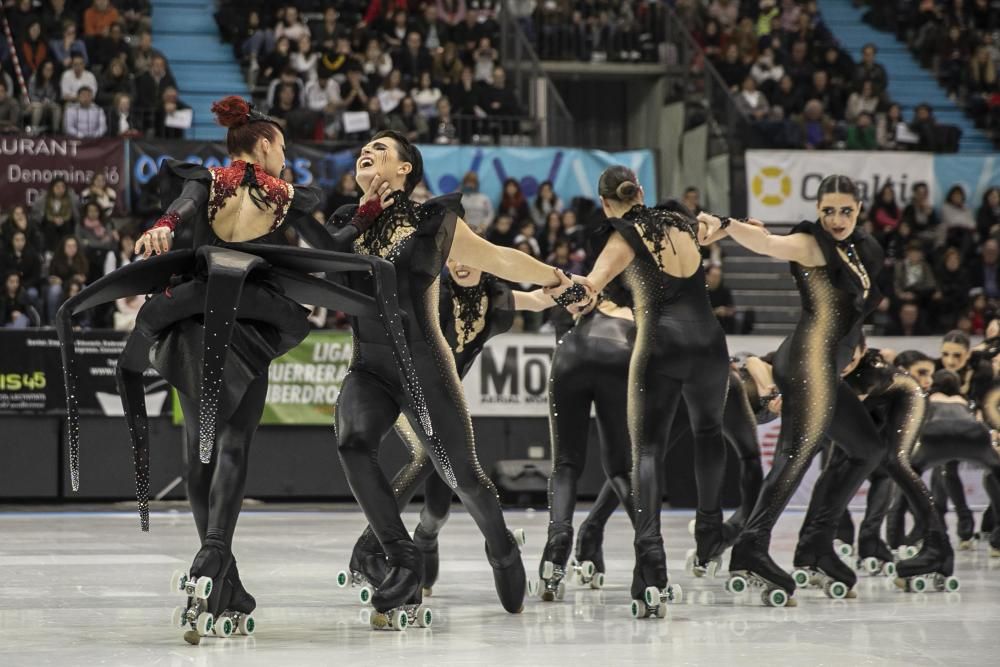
[0,330,165,416]
[129,139,357,206]
[419,145,658,207]
[745,150,935,221]
[0,136,127,213]
[462,333,556,417]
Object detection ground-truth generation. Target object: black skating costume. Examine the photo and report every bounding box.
[930,346,996,544]
[887,391,1000,554]
[728,219,886,600]
[572,361,770,579]
[57,159,410,640]
[327,194,527,614]
[539,299,637,594]
[346,271,517,595]
[796,349,953,589]
[602,205,731,607]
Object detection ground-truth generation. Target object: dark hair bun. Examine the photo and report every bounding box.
[616,181,638,200]
[211,96,250,129]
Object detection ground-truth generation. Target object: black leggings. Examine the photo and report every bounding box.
[583,371,762,532]
[931,462,971,518]
[888,419,1000,545]
[802,374,940,546]
[547,331,634,540]
[741,342,887,548]
[630,327,730,551]
[336,344,511,558]
[180,374,268,551]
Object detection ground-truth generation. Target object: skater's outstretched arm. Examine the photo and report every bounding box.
[697,213,824,266]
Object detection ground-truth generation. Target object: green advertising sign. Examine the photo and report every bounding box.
[173,330,353,426]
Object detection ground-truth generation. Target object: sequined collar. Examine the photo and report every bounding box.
[451,276,490,352]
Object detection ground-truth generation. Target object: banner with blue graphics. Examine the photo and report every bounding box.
[933,155,1000,208]
[417,145,658,205]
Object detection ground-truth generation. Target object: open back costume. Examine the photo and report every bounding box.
[327,194,526,613]
[57,159,418,638]
[605,204,730,602]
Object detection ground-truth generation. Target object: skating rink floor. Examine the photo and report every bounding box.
[0,505,996,667]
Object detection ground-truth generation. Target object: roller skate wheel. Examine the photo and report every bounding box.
[416,605,433,628]
[580,561,595,578]
[706,560,719,578]
[667,584,683,604]
[171,606,186,628]
[630,599,646,619]
[835,541,853,558]
[195,612,213,636]
[765,588,789,607]
[512,528,526,547]
[726,576,747,594]
[555,581,566,601]
[238,613,255,635]
[688,519,696,536]
[826,581,849,600]
[911,576,928,593]
[390,609,408,631]
[541,561,555,580]
[902,545,919,560]
[944,576,960,593]
[336,570,349,588]
[791,569,810,589]
[654,603,668,619]
[884,562,896,577]
[358,585,373,605]
[591,572,605,590]
[193,576,212,600]
[214,615,234,638]
[644,586,660,606]
[862,557,880,575]
[170,570,186,594]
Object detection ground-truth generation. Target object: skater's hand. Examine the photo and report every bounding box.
[360,173,396,210]
[136,226,173,258]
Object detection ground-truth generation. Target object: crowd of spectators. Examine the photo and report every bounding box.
[859,0,1000,146]
[859,182,1000,337]
[672,0,963,152]
[215,1,529,145]
[0,0,189,139]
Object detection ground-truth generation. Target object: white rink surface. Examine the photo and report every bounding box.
[0,506,996,667]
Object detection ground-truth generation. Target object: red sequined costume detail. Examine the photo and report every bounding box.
[150,210,181,233]
[206,160,293,231]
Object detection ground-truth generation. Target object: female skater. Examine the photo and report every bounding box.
[793,342,954,595]
[887,370,1000,558]
[698,175,889,605]
[932,331,995,546]
[343,258,555,598]
[570,354,774,585]
[56,97,403,642]
[574,167,730,617]
[325,130,591,622]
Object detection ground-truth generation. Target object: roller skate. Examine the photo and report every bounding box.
[791,537,858,600]
[629,538,682,619]
[855,535,896,578]
[685,509,726,578]
[990,527,1000,558]
[571,520,606,589]
[368,540,432,631]
[412,524,439,597]
[170,541,232,645]
[726,536,796,607]
[214,561,257,638]
[956,510,978,550]
[487,529,527,613]
[336,531,387,606]
[532,528,571,602]
[894,531,960,593]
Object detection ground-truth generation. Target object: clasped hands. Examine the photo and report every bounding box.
[544,270,597,315]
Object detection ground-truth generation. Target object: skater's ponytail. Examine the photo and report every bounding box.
[211,95,281,158]
[599,166,641,203]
